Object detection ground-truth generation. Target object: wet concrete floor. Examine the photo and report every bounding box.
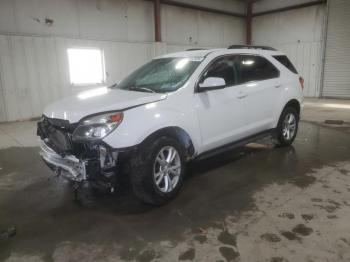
[1,122,350,261]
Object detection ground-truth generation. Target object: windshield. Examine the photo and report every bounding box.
[113,57,202,93]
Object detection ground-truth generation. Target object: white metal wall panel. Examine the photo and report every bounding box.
[322,0,350,98]
[222,16,245,47]
[197,12,245,47]
[197,12,227,47]
[13,0,80,37]
[0,0,245,122]
[0,68,6,122]
[0,33,234,122]
[127,0,155,42]
[161,5,245,47]
[77,0,128,41]
[0,0,17,34]
[0,0,154,43]
[0,35,156,122]
[161,5,199,46]
[10,36,34,120]
[0,0,243,44]
[0,36,20,121]
[252,5,326,97]
[273,42,322,97]
[22,37,46,117]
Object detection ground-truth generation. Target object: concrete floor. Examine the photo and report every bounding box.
[0,98,350,262]
[303,98,350,133]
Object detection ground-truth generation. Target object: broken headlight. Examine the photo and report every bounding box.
[72,112,123,141]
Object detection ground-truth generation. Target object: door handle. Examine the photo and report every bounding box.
[274,84,282,88]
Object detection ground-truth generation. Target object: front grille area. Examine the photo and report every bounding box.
[37,116,76,156]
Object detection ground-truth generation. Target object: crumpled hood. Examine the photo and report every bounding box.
[44,87,167,123]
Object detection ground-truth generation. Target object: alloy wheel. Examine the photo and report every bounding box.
[282,113,296,141]
[153,146,181,193]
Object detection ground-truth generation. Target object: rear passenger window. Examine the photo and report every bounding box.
[201,56,237,86]
[236,55,279,84]
[273,55,298,74]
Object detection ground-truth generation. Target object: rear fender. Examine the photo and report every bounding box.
[272,81,303,127]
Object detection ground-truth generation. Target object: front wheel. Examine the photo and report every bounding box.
[276,107,299,146]
[130,136,186,205]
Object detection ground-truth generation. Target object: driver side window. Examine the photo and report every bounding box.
[201,56,237,87]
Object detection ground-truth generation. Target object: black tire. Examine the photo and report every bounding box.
[130,136,186,205]
[276,107,299,146]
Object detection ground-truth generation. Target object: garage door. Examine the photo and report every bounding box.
[322,0,350,98]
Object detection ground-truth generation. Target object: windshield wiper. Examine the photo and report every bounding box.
[130,86,156,93]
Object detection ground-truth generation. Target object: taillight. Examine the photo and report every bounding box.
[299,77,304,90]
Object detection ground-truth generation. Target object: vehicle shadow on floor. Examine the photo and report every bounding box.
[76,141,296,216]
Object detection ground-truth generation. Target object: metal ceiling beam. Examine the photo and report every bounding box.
[157,0,245,18]
[252,0,327,17]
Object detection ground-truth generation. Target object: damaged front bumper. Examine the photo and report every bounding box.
[40,140,120,187]
[38,116,121,189]
[40,140,87,182]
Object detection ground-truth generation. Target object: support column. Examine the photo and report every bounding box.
[154,0,161,42]
[246,2,253,45]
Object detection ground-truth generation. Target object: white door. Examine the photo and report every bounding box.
[235,55,282,135]
[195,55,247,152]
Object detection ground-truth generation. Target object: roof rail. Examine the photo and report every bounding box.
[228,45,277,51]
[186,48,207,51]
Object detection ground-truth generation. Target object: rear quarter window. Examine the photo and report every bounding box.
[273,55,298,74]
[236,55,280,84]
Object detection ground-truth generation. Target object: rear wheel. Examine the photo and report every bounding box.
[276,107,299,146]
[130,136,186,205]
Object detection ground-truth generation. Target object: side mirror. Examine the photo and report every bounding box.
[198,77,226,92]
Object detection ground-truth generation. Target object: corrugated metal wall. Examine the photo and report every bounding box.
[252,5,326,98]
[0,36,156,122]
[0,0,245,122]
[322,0,350,98]
[161,5,245,47]
[272,42,323,98]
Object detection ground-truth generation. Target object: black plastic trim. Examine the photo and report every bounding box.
[194,129,276,161]
[101,128,277,163]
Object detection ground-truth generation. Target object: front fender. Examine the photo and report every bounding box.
[102,102,201,154]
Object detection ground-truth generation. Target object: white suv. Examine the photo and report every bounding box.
[37,45,304,205]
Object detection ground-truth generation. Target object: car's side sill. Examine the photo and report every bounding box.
[194,128,276,161]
